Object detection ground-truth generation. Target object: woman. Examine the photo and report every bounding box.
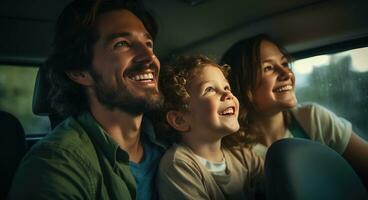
[221,34,368,187]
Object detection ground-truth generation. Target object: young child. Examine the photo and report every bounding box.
[157,55,264,200]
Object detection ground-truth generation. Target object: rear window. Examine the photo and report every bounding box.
[294,47,368,140]
[0,65,50,134]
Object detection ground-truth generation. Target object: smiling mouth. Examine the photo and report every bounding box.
[129,72,154,82]
[273,85,293,93]
[219,106,235,116]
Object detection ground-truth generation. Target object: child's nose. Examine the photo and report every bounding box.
[221,91,233,101]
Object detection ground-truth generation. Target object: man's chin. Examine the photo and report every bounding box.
[116,93,163,115]
[94,83,163,115]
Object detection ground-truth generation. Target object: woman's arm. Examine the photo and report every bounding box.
[342,132,368,188]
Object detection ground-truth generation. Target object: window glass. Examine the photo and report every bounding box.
[294,47,368,139]
[0,65,50,134]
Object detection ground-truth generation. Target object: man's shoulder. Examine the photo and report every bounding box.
[29,116,96,160]
[8,116,104,200]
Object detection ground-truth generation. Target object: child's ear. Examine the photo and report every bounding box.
[65,70,94,86]
[166,110,190,132]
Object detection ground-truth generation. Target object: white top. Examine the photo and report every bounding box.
[253,103,352,158]
[194,154,227,176]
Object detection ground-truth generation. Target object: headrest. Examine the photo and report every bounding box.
[265,138,367,200]
[32,67,65,129]
[32,67,53,116]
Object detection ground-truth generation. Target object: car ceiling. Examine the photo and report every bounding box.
[0,0,368,65]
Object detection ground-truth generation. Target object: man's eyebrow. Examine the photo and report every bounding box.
[144,32,153,41]
[104,32,131,45]
[104,32,153,45]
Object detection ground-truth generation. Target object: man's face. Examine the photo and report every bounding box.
[90,9,162,115]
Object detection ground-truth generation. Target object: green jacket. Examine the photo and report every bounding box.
[8,112,166,200]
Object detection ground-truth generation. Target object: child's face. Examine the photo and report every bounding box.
[184,65,240,140]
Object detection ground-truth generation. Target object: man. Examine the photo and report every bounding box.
[8,0,166,199]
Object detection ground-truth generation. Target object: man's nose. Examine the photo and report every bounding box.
[133,44,155,65]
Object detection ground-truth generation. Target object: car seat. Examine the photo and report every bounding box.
[32,66,63,129]
[265,138,368,200]
[0,110,27,199]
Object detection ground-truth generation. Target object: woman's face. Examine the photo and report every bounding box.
[252,40,297,116]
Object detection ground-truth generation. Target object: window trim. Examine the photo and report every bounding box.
[292,36,368,60]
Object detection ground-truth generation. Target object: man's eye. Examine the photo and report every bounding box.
[114,41,130,49]
[146,41,153,49]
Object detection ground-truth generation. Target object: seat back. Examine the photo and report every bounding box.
[32,67,63,129]
[265,138,368,200]
[0,111,27,199]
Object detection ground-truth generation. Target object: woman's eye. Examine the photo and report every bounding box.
[114,41,130,49]
[282,62,290,68]
[264,65,273,72]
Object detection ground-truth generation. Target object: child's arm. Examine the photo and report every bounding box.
[157,158,212,200]
[229,146,265,198]
[231,146,265,182]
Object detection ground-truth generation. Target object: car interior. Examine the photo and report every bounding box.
[1,0,367,199]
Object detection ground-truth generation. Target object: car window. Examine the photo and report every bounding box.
[294,47,368,139]
[0,65,50,134]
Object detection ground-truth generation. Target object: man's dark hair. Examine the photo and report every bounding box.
[46,0,157,117]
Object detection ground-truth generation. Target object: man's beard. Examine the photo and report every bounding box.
[90,69,163,115]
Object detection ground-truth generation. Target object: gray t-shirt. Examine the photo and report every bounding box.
[253,103,352,158]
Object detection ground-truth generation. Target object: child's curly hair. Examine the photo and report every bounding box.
[158,55,248,148]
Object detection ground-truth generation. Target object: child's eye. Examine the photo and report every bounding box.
[224,85,231,91]
[204,86,215,94]
[114,41,130,49]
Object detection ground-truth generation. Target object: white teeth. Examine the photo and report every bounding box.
[131,73,154,81]
[275,85,292,92]
[221,107,234,115]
